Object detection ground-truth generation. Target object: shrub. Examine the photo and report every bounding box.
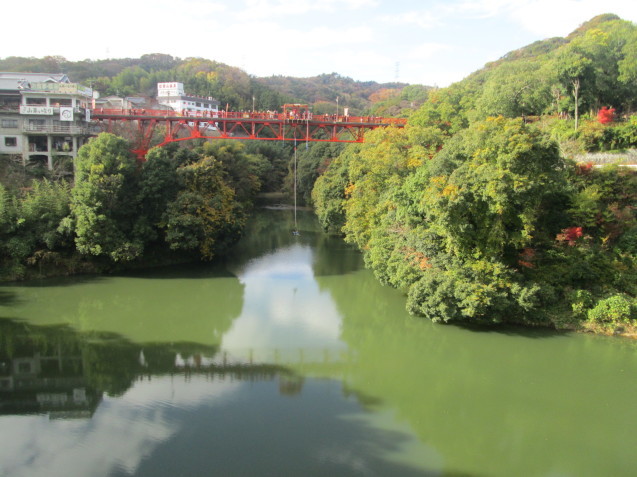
[406,271,462,323]
[617,226,637,254]
[613,115,637,148]
[587,294,634,329]
[577,120,612,151]
[570,289,594,319]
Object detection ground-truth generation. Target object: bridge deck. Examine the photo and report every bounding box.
[90,108,406,127]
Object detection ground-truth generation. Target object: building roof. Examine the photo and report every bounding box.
[0,78,24,93]
[0,72,69,84]
[0,73,71,93]
[158,94,220,105]
[126,97,148,106]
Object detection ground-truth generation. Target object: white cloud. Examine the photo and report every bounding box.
[241,0,378,19]
[406,42,454,60]
[445,0,637,37]
[449,0,520,19]
[0,377,241,477]
[222,244,345,352]
[507,0,637,37]
[381,10,442,29]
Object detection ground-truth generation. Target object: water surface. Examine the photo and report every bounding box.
[1,208,636,476]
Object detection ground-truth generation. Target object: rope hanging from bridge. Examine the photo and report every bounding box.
[293,137,299,236]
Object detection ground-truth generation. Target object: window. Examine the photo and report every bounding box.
[1,119,18,128]
[51,98,73,107]
[18,362,31,373]
[26,97,46,106]
[4,137,17,147]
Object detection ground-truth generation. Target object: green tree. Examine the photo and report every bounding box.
[618,25,637,110]
[395,119,571,322]
[70,133,142,262]
[311,146,356,233]
[409,82,474,135]
[134,144,191,245]
[199,141,267,207]
[555,46,593,130]
[242,141,292,192]
[108,66,150,96]
[291,142,344,205]
[341,125,448,252]
[0,184,19,268]
[335,117,572,324]
[475,59,554,119]
[164,156,245,260]
[415,117,568,260]
[17,179,72,252]
[0,180,73,278]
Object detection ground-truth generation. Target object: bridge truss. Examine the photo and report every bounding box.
[90,107,407,159]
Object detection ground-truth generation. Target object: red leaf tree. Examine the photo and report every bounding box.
[598,106,615,124]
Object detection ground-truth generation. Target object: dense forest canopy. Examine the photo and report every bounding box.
[311,13,637,335]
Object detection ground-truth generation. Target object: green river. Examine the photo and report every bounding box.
[0,207,636,477]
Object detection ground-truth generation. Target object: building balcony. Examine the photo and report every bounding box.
[24,123,90,135]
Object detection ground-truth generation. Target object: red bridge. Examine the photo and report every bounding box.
[89,104,407,159]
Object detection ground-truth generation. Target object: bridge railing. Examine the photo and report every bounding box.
[89,108,407,126]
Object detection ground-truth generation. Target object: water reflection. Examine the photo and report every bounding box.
[0,317,437,477]
[0,321,101,418]
[223,242,347,353]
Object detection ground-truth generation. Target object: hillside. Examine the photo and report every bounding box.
[409,14,637,152]
[0,54,426,116]
[310,13,637,336]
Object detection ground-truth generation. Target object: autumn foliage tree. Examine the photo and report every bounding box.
[597,106,615,123]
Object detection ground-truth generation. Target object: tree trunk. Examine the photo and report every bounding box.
[572,78,580,131]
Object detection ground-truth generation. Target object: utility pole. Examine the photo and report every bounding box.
[336,96,339,118]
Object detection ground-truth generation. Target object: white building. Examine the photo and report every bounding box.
[0,72,93,171]
[157,82,219,116]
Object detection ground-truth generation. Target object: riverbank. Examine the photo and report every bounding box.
[0,248,201,283]
[2,192,635,340]
[0,193,296,283]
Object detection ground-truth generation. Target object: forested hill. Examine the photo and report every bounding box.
[309,13,637,335]
[409,12,637,134]
[253,73,429,116]
[0,54,427,116]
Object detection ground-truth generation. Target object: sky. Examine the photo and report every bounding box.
[4,0,637,87]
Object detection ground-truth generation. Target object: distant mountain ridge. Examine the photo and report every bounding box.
[0,54,418,115]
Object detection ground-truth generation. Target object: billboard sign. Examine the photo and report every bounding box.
[60,107,74,121]
[20,105,53,115]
